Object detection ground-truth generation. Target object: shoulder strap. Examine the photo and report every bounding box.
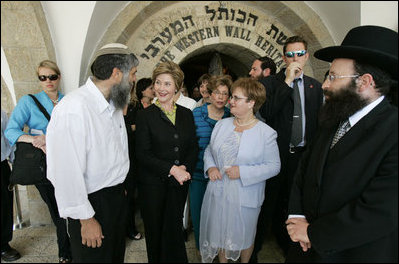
[28,94,51,121]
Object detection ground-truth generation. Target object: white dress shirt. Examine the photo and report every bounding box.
[176,92,197,111]
[46,77,129,220]
[286,71,306,147]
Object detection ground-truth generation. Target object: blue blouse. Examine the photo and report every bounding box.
[5,91,64,145]
[192,103,230,181]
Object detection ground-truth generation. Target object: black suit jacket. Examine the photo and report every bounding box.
[288,99,398,262]
[258,69,323,200]
[259,69,323,155]
[135,104,198,186]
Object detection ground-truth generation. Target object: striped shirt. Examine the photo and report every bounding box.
[192,103,230,180]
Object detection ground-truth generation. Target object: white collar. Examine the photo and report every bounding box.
[348,96,384,127]
[86,77,116,114]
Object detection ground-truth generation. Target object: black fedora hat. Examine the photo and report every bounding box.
[314,25,398,80]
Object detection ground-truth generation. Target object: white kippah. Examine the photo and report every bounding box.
[93,43,132,59]
[100,43,128,50]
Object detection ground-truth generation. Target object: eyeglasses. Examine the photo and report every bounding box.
[229,95,248,102]
[38,74,59,82]
[285,50,307,58]
[325,74,359,82]
[212,90,229,97]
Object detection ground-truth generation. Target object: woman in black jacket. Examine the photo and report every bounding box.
[135,61,198,263]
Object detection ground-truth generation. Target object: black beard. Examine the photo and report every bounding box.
[110,74,133,110]
[319,80,368,127]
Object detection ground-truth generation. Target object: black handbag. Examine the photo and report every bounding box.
[9,95,51,186]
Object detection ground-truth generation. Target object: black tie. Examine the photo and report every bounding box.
[290,79,302,147]
[330,120,351,149]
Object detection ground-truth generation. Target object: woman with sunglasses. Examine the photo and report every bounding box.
[5,60,72,263]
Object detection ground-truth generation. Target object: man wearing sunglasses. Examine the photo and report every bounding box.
[252,36,323,261]
[46,43,139,262]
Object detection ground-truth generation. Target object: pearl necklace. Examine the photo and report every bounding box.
[234,117,257,127]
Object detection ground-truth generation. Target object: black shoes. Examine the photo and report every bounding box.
[127,231,143,240]
[249,254,258,263]
[183,228,188,242]
[1,246,21,262]
[59,256,72,263]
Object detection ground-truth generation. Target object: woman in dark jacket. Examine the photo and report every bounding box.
[135,61,198,263]
[123,77,154,241]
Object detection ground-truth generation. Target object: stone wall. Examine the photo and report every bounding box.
[1,1,56,226]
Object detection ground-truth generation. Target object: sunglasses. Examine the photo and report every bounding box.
[38,74,59,82]
[285,50,307,58]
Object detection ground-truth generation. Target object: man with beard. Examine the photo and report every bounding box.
[249,56,276,81]
[252,36,323,261]
[286,25,398,262]
[46,43,139,262]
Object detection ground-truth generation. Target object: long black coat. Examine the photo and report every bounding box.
[258,69,323,210]
[288,98,398,262]
[256,69,323,251]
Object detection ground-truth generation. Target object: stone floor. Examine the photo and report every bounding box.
[4,215,284,263]
[5,186,284,263]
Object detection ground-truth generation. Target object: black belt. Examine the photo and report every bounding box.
[289,145,306,154]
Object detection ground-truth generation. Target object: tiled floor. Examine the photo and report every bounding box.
[4,215,284,263]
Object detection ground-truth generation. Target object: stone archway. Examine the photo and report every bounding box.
[179,43,258,93]
[90,1,334,83]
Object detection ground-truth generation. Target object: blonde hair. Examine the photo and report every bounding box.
[152,61,184,91]
[37,60,61,76]
[208,75,233,95]
[231,77,266,114]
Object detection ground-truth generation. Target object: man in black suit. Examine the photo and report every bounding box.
[252,36,323,260]
[286,25,398,262]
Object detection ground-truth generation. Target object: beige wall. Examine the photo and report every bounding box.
[361,1,398,30]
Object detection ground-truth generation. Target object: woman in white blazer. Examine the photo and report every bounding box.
[200,77,281,263]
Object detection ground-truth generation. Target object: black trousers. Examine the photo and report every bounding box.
[35,182,71,258]
[68,183,127,263]
[251,175,281,260]
[139,183,188,263]
[1,160,13,251]
[251,149,305,261]
[273,150,305,255]
[125,164,139,236]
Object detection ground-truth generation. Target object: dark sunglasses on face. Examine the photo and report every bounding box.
[38,74,59,82]
[285,50,307,58]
